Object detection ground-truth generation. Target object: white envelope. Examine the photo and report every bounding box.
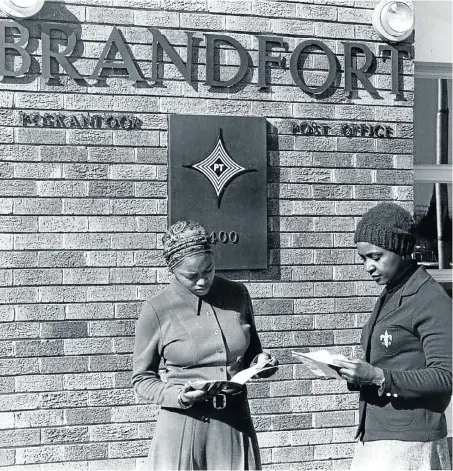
[292,350,348,380]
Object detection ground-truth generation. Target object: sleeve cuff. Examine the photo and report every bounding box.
[161,385,185,409]
[377,376,386,396]
[378,369,396,398]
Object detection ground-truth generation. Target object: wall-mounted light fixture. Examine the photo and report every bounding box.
[0,0,45,18]
[372,0,415,42]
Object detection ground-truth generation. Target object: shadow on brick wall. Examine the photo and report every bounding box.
[137,36,204,92]
[291,44,342,100]
[204,41,254,95]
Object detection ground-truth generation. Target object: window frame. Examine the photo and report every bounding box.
[413,62,452,284]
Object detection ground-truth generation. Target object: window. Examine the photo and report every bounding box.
[413,67,452,291]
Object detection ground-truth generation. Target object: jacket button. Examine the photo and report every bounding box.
[220,367,224,372]
[202,416,209,423]
[393,393,398,398]
[386,393,391,397]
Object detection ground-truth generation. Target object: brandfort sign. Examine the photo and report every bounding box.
[0,21,410,97]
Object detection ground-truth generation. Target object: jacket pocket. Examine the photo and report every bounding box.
[386,406,416,429]
[372,402,416,430]
[373,326,402,357]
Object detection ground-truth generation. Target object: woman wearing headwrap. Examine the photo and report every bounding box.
[333,203,452,470]
[132,220,278,470]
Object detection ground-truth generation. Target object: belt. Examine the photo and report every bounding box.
[165,389,247,414]
[163,390,252,431]
[201,388,246,410]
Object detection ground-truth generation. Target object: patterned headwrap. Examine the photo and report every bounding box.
[162,220,212,271]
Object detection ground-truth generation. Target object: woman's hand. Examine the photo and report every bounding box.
[253,352,279,378]
[332,358,384,386]
[179,381,224,407]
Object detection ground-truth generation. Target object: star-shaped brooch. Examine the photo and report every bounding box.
[184,129,256,208]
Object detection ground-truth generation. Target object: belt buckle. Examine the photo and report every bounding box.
[212,393,226,410]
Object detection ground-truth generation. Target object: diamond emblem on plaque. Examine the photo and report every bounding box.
[184,129,256,207]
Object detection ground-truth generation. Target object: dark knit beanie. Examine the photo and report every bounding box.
[354,203,416,256]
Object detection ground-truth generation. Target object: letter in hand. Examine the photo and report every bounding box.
[331,358,384,386]
[179,381,225,407]
[252,352,279,379]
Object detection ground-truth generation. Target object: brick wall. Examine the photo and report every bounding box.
[0,0,414,469]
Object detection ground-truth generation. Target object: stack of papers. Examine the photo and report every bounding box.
[292,350,348,380]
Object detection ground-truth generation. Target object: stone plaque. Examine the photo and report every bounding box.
[168,115,267,270]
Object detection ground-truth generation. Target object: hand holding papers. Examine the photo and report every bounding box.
[292,350,348,380]
[191,358,279,394]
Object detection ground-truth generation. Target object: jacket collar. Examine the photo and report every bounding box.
[377,265,430,323]
[400,264,431,297]
[364,264,430,358]
[170,278,199,311]
[168,276,224,311]
[386,260,419,292]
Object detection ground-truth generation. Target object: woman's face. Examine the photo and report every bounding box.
[172,252,215,296]
[357,242,407,285]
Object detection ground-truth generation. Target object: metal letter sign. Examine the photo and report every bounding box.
[169,115,267,270]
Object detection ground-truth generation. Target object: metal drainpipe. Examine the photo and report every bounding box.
[435,79,449,269]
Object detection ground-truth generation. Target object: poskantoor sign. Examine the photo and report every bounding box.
[0,21,410,97]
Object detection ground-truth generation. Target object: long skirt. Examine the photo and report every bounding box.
[351,438,452,470]
[147,390,261,470]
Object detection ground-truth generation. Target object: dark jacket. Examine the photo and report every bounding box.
[353,265,452,442]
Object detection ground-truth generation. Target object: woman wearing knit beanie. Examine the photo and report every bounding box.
[333,202,452,470]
